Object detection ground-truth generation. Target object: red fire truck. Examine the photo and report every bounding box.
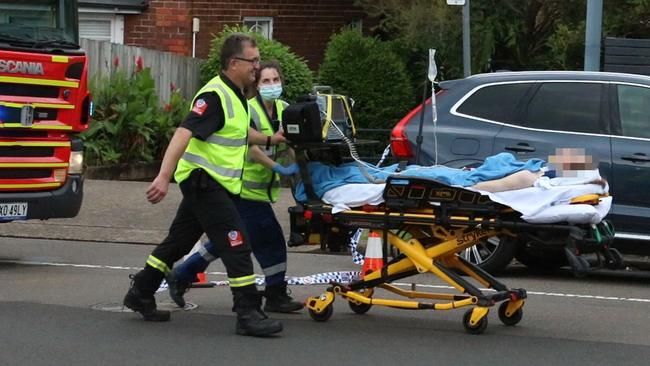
[0,0,90,222]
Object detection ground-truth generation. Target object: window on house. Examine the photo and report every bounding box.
[243,17,273,39]
[78,12,124,44]
[348,19,363,31]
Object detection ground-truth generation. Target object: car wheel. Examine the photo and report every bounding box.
[460,235,517,274]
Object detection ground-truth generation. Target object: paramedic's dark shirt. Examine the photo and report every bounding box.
[180,73,249,140]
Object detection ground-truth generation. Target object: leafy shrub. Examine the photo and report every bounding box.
[82,66,188,166]
[201,25,313,102]
[319,28,415,130]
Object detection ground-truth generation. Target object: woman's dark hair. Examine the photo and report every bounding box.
[220,33,257,70]
[255,60,284,86]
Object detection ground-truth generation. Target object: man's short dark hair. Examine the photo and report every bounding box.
[221,33,257,70]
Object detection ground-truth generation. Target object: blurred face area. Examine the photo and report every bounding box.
[230,42,260,88]
[548,148,597,177]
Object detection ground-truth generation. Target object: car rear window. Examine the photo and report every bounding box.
[523,82,603,134]
[456,83,531,123]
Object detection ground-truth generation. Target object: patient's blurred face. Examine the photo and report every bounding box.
[548,148,597,177]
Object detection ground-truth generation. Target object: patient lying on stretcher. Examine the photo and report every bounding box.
[294,149,611,224]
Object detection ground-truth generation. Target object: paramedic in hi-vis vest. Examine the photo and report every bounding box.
[167,61,304,314]
[123,34,293,337]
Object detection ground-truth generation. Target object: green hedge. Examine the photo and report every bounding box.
[200,25,313,102]
[318,28,415,130]
[82,67,188,166]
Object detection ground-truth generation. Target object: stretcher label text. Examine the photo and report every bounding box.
[457,229,490,246]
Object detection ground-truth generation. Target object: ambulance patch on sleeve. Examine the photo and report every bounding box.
[192,98,207,116]
[227,230,244,247]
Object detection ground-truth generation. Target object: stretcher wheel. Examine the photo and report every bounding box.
[462,309,488,335]
[348,300,372,314]
[308,304,333,322]
[498,302,523,326]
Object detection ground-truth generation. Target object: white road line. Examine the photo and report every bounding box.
[392,282,650,304]
[3,259,650,304]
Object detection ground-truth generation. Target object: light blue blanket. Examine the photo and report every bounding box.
[294,153,545,202]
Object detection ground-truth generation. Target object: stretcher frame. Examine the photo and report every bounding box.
[289,143,615,334]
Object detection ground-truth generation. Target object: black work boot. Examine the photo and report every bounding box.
[264,282,304,313]
[166,268,190,308]
[233,290,283,337]
[123,273,170,322]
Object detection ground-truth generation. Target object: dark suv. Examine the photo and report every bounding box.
[390,71,650,272]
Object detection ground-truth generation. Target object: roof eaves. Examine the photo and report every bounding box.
[78,0,149,11]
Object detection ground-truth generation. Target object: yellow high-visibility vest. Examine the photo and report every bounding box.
[174,76,249,195]
[241,98,288,202]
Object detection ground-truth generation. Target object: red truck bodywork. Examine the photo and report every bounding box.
[0,2,90,222]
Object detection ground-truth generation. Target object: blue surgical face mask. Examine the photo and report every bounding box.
[259,84,283,101]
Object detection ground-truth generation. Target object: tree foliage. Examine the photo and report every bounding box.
[319,28,415,130]
[201,25,313,102]
[356,0,650,80]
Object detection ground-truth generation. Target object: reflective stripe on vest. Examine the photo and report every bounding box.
[241,98,286,202]
[181,152,242,178]
[174,76,249,194]
[250,106,262,131]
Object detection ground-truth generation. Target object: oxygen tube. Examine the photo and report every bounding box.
[326,49,441,183]
[326,120,386,184]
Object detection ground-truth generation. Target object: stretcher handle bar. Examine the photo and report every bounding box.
[497,221,585,235]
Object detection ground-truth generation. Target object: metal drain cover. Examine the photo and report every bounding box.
[91,300,198,313]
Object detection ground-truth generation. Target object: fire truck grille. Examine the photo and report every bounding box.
[0,169,51,179]
[0,83,59,98]
[0,146,55,157]
[34,108,58,121]
[0,130,48,138]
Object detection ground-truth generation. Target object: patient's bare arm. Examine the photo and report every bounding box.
[471,170,543,193]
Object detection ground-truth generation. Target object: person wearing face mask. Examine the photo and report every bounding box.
[168,61,304,314]
[122,34,287,337]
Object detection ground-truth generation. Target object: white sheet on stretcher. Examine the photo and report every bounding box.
[322,178,612,225]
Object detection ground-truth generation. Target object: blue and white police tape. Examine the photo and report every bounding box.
[156,270,361,293]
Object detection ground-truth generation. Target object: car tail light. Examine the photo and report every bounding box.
[390,98,431,160]
[390,89,447,161]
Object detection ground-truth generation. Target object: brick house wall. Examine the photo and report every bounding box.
[123,0,369,69]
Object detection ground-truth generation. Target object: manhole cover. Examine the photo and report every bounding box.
[91,300,198,313]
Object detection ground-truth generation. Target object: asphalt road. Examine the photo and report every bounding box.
[1,237,649,366]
